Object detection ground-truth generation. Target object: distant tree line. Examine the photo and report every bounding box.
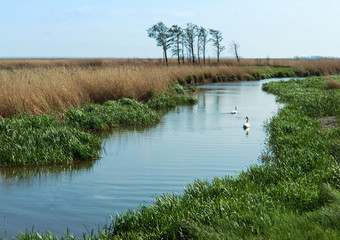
[147,22,226,65]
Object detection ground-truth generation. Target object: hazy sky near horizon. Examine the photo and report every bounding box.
[1,0,339,58]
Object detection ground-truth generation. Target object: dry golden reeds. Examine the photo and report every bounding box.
[1,58,340,118]
[325,77,340,89]
[290,59,340,75]
[0,63,257,117]
[0,65,174,117]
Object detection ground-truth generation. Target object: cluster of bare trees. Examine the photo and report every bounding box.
[147,22,228,65]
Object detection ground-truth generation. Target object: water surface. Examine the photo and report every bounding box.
[0,78,289,238]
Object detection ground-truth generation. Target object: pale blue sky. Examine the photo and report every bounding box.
[1,0,339,58]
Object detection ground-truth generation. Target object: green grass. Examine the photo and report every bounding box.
[147,83,198,110]
[175,66,304,85]
[0,114,101,166]
[254,66,302,79]
[64,98,161,131]
[147,94,197,110]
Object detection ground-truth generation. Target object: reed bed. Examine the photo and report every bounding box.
[0,64,256,118]
[1,58,340,69]
[0,66,172,118]
[1,58,340,118]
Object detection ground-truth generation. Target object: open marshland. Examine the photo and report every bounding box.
[1,58,340,118]
[0,58,339,239]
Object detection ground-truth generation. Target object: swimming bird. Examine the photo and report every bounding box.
[243,117,250,129]
[231,107,237,114]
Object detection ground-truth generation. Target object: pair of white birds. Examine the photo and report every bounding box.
[231,107,250,129]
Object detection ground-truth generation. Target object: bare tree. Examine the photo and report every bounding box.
[230,40,241,64]
[184,23,198,64]
[147,22,171,65]
[198,26,208,65]
[209,29,225,63]
[169,25,183,64]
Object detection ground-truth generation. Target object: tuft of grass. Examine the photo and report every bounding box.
[147,94,197,110]
[64,98,160,131]
[326,77,340,89]
[0,114,101,166]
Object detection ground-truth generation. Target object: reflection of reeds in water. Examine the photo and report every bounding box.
[0,160,97,183]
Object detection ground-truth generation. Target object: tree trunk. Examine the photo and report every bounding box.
[203,40,206,65]
[191,45,195,64]
[163,47,168,65]
[197,41,200,64]
[177,41,180,64]
[181,41,185,64]
[235,48,240,64]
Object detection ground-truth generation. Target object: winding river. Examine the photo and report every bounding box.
[0,78,290,238]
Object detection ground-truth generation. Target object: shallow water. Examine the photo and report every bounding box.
[0,78,290,238]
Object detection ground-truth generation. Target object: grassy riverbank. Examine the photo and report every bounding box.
[12,77,339,239]
[0,84,197,166]
[107,78,339,239]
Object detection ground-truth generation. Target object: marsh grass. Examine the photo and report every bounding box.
[326,77,340,89]
[0,114,101,166]
[0,66,171,118]
[64,98,161,131]
[147,94,197,110]
[1,58,340,118]
[1,58,340,70]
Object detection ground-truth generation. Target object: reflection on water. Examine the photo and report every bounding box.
[0,161,96,186]
[0,78,293,238]
[244,128,250,136]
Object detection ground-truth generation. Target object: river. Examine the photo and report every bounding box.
[0,78,290,238]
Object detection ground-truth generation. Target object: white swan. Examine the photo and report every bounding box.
[243,117,250,129]
[231,107,237,114]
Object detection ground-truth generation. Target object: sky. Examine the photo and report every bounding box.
[1,0,339,59]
